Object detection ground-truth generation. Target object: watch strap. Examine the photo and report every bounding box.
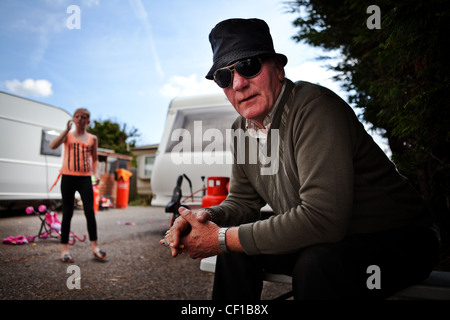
[218,227,229,253]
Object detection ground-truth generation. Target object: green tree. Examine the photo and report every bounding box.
[88,119,140,155]
[286,0,450,242]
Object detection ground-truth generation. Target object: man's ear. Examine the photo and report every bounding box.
[273,57,285,82]
[277,67,285,82]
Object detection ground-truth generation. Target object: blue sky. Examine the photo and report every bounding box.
[0,0,389,153]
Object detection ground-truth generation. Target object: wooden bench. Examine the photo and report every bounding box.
[200,256,450,300]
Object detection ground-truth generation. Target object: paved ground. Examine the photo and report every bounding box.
[0,205,290,300]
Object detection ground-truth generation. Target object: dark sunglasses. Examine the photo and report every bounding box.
[213,57,263,89]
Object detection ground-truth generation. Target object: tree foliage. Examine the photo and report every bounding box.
[88,119,140,155]
[286,0,450,241]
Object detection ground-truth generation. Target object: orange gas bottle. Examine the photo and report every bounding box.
[201,176,230,208]
[93,185,100,213]
[115,169,133,209]
[92,176,100,213]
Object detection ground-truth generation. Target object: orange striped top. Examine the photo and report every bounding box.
[60,132,95,176]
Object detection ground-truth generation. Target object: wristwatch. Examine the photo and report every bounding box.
[218,227,229,253]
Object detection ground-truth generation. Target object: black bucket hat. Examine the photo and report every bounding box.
[205,18,288,80]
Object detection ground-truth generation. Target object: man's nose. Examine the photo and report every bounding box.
[232,72,249,91]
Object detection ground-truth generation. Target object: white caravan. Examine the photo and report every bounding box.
[0,91,72,209]
[151,94,237,207]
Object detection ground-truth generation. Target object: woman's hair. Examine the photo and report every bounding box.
[73,108,90,119]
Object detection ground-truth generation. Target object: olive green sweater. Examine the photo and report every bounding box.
[208,79,432,255]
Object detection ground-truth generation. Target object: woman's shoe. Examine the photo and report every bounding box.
[93,249,107,261]
[61,253,74,263]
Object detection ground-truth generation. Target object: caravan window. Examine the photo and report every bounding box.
[166,106,238,153]
[143,155,155,177]
[41,129,62,157]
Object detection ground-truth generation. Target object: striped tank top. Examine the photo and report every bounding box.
[60,132,94,176]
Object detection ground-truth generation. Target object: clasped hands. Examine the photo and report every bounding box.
[160,207,221,259]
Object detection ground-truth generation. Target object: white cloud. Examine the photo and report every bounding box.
[5,79,53,98]
[82,0,100,7]
[286,60,345,98]
[160,74,221,98]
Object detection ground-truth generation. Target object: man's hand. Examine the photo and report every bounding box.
[177,207,222,259]
[160,207,214,258]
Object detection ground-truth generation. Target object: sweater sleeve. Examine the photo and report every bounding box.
[239,88,357,255]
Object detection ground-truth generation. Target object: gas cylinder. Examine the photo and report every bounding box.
[115,169,132,209]
[201,176,230,208]
[92,176,100,213]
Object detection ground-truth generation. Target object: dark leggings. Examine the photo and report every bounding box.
[60,175,97,244]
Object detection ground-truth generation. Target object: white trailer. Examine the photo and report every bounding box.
[0,91,71,210]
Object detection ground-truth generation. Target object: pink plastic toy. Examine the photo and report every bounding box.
[25,205,86,245]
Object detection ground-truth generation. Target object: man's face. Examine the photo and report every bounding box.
[223,60,284,128]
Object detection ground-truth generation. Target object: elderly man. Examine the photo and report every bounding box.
[161,18,439,299]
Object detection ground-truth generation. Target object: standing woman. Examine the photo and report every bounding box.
[50,108,107,262]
